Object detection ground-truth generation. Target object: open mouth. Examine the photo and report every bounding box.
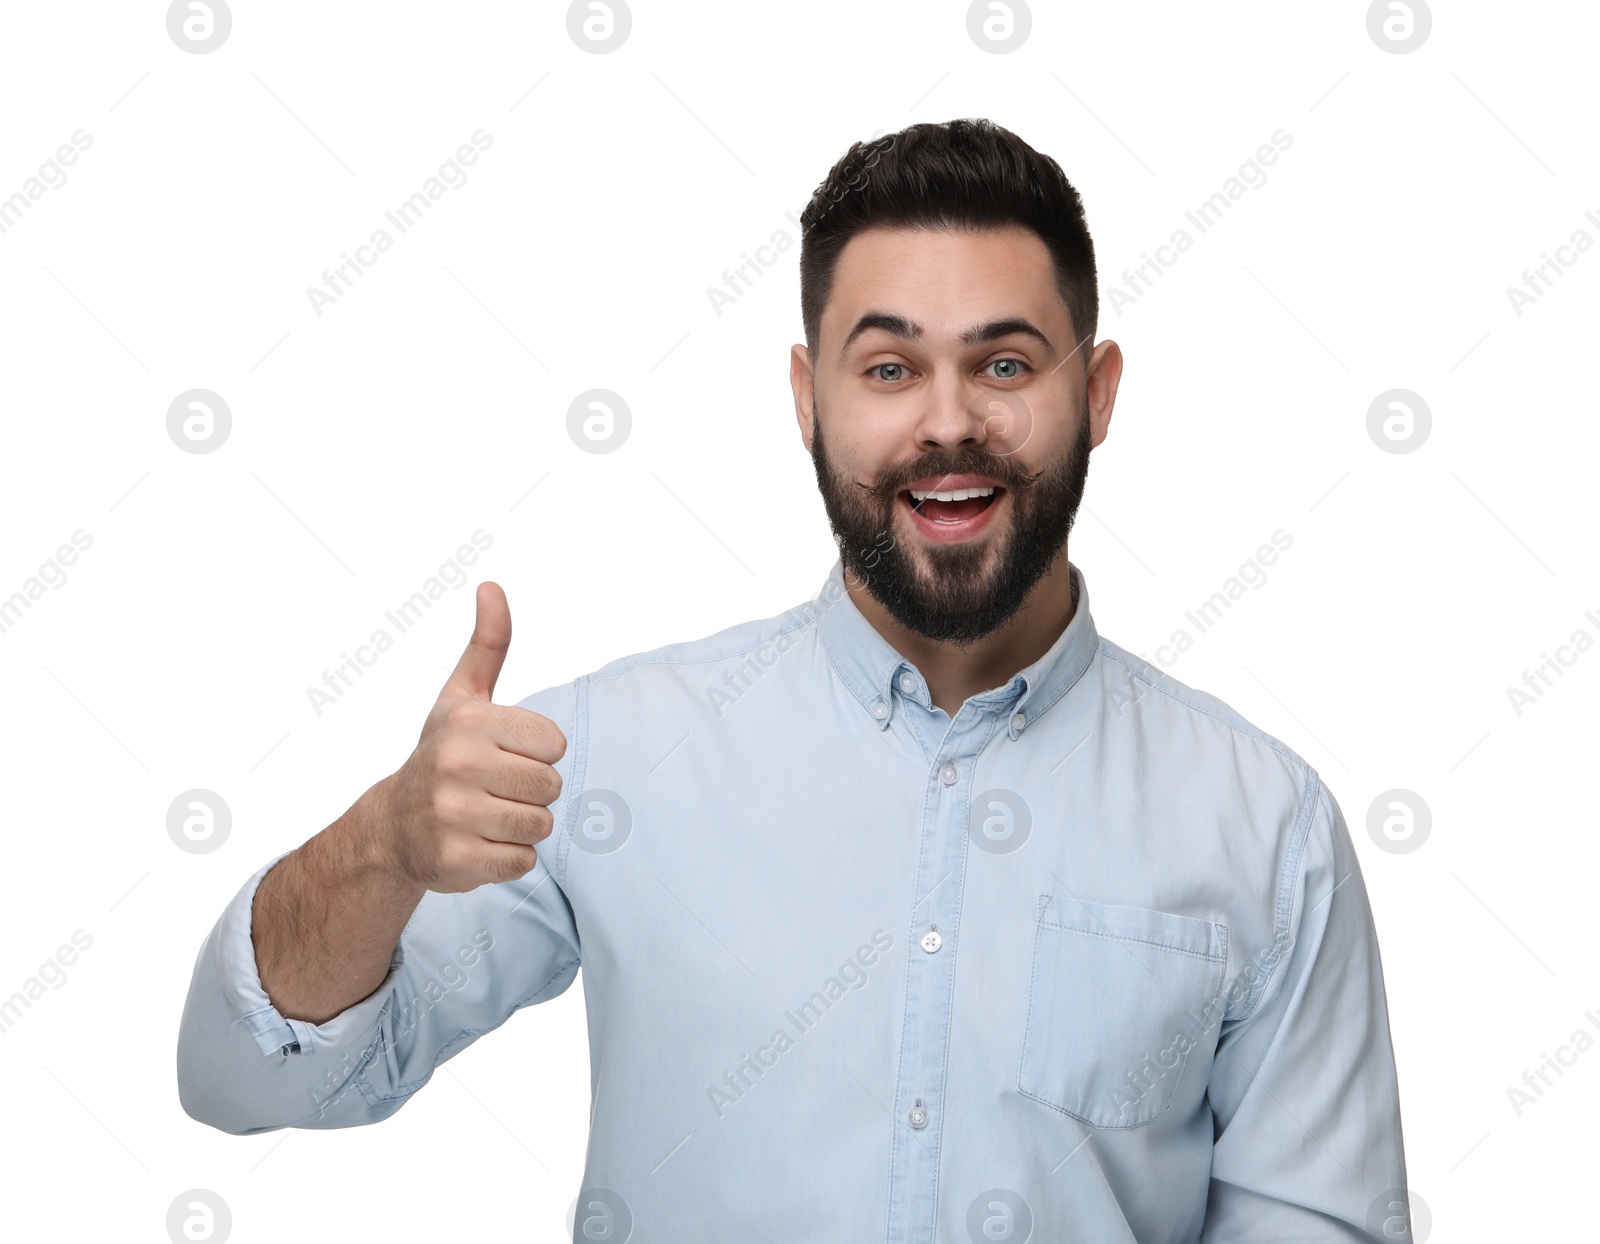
[896,483,1006,543]
[900,484,1002,523]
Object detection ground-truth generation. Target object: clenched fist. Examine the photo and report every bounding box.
[373,581,567,893]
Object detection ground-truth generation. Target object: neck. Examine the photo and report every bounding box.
[845,549,1077,717]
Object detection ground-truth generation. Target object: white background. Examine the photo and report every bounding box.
[1,0,1595,1239]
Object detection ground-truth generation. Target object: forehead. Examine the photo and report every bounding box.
[823,226,1065,350]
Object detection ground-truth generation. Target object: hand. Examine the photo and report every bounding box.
[372,581,567,893]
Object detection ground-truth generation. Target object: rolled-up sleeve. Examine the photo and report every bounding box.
[176,679,583,1135]
[1201,776,1409,1240]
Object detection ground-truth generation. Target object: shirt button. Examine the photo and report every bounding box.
[1011,711,1026,731]
[939,762,958,786]
[872,701,888,720]
[908,1103,929,1129]
[899,671,916,693]
[920,928,942,953]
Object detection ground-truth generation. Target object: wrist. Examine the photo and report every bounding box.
[339,775,423,892]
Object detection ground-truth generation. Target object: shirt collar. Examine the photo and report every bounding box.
[809,556,1099,734]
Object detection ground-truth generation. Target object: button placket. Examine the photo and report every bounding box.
[886,713,993,1243]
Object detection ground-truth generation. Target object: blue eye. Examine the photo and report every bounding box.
[987,358,1029,380]
[869,359,1029,383]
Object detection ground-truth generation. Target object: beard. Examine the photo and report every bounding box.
[809,392,1092,646]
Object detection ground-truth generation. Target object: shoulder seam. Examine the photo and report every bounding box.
[1097,643,1324,1024]
[1238,767,1324,1023]
[1097,644,1313,775]
[555,675,591,889]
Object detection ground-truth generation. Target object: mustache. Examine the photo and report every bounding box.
[856,455,1046,499]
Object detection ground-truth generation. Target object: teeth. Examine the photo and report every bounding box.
[909,486,996,502]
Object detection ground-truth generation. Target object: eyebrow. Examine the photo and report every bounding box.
[838,313,1058,361]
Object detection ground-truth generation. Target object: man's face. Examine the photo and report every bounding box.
[798,226,1105,646]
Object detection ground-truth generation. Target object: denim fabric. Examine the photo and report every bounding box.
[177,557,1406,1242]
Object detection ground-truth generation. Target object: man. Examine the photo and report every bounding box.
[178,118,1408,1241]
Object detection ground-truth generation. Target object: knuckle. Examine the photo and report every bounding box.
[485,848,533,882]
[490,759,524,801]
[506,803,552,845]
[430,785,469,828]
[430,745,457,780]
[497,758,560,807]
[443,698,486,730]
[493,800,524,842]
[434,741,476,781]
[435,838,469,876]
[521,711,566,761]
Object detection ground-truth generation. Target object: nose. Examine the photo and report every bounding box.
[912,376,1032,457]
[912,372,995,452]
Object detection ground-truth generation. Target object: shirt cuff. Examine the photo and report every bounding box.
[220,849,407,1058]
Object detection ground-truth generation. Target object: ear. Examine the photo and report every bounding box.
[791,343,817,452]
[1085,339,1123,450]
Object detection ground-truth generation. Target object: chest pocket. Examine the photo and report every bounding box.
[1018,895,1228,1129]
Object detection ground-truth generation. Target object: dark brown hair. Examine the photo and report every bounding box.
[799,118,1098,366]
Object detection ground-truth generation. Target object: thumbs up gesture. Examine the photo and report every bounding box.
[373,582,567,893]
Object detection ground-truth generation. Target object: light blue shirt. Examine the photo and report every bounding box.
[177,557,1407,1242]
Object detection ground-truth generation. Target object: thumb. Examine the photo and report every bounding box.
[442,581,512,702]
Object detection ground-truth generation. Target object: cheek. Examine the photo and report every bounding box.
[823,420,899,485]
[972,392,1036,453]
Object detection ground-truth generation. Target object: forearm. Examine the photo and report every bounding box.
[251,775,426,1024]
